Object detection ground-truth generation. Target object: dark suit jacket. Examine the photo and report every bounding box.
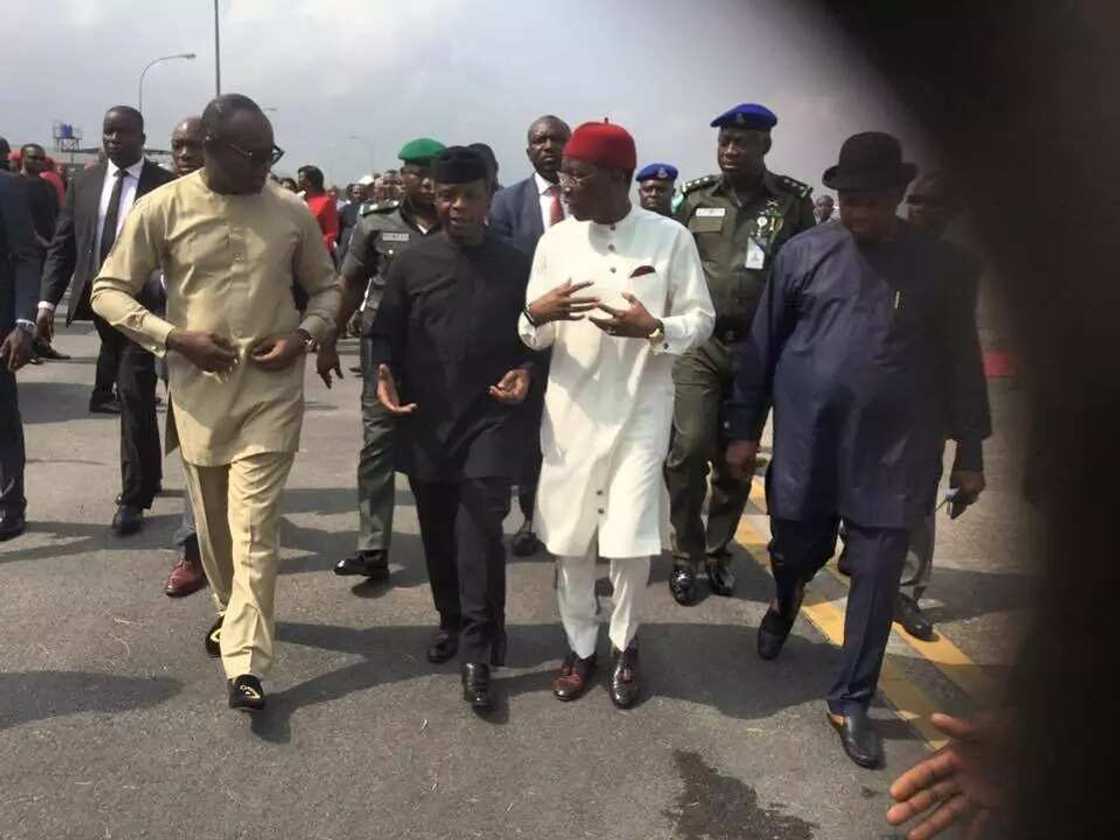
[40,160,174,324]
[0,172,41,332]
[488,175,546,257]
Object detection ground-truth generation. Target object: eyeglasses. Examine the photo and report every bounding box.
[557,171,596,189]
[223,140,285,167]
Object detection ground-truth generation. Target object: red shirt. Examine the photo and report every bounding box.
[305,193,340,255]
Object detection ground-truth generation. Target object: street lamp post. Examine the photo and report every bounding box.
[138,53,196,114]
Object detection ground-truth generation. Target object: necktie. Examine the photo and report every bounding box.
[99,169,127,267]
[547,184,564,227]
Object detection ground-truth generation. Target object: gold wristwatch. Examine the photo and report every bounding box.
[647,319,666,348]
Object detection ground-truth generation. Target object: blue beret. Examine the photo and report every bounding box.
[710,103,777,130]
[635,163,679,183]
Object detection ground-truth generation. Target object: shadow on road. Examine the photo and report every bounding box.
[0,671,182,731]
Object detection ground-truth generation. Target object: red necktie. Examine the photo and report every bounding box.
[547,184,564,227]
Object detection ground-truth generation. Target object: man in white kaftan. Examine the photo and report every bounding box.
[518,121,713,708]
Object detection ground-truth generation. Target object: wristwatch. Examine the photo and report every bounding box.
[646,319,667,348]
[295,328,316,353]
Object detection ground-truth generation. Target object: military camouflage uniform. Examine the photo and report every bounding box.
[666,170,815,570]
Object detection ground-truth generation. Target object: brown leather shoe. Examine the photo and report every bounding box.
[609,643,640,709]
[553,651,597,701]
[165,548,207,597]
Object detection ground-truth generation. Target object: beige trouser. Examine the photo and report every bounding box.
[557,544,651,659]
[182,451,294,679]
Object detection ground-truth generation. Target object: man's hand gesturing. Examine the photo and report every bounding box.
[526,280,599,325]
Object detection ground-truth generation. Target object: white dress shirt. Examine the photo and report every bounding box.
[535,171,563,233]
[39,158,146,313]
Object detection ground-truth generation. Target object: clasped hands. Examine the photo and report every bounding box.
[167,329,309,374]
[526,280,659,338]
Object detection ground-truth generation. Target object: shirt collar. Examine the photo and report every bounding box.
[108,158,146,181]
[534,171,559,196]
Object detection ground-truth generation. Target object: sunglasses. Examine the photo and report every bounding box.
[223,140,285,167]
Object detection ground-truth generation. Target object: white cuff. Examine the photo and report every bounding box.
[38,301,56,313]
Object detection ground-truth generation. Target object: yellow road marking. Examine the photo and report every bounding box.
[748,477,997,703]
[736,515,948,750]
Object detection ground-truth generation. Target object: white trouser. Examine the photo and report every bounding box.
[556,545,651,659]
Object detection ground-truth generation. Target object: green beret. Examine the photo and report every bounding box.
[398,137,446,164]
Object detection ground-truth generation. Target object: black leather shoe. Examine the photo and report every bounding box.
[89,397,121,414]
[0,513,26,542]
[828,708,883,768]
[608,644,640,709]
[228,675,266,712]
[706,556,736,597]
[427,628,459,663]
[33,338,70,360]
[333,550,390,580]
[894,592,935,641]
[669,566,697,606]
[111,504,144,536]
[205,616,223,658]
[461,663,493,711]
[553,651,597,701]
[510,521,543,557]
[836,545,852,576]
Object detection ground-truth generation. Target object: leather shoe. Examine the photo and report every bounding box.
[165,545,207,597]
[894,592,935,641]
[836,545,852,576]
[510,521,543,557]
[828,708,883,768]
[706,555,736,597]
[757,585,804,661]
[0,512,26,542]
[89,396,121,414]
[461,663,493,711]
[111,504,144,536]
[553,651,596,701]
[205,616,223,658]
[608,644,640,709]
[333,550,390,580]
[427,628,459,663]
[33,338,70,360]
[668,566,697,606]
[228,675,266,712]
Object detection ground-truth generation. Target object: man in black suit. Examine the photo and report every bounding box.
[0,170,42,541]
[37,106,175,535]
[488,114,570,556]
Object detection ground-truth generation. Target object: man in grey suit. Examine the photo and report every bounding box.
[36,105,175,535]
[488,115,570,556]
[0,171,42,541]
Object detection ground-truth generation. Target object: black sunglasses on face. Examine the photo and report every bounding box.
[222,140,285,167]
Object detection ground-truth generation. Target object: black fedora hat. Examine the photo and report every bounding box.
[822,131,918,192]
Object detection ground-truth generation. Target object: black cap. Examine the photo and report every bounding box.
[433,146,489,184]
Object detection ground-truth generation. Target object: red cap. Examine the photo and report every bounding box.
[564,121,637,172]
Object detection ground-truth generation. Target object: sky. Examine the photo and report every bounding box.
[3,0,931,193]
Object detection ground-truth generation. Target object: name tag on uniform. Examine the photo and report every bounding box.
[382,232,410,242]
[695,208,726,218]
[745,237,766,270]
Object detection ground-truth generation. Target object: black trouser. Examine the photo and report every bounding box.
[769,517,908,715]
[94,315,162,509]
[0,359,25,518]
[409,476,511,664]
[92,314,121,402]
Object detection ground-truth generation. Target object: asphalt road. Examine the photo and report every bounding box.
[0,325,1028,840]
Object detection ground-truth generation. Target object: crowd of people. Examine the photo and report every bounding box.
[0,90,990,833]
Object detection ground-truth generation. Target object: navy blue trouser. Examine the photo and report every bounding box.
[0,363,25,518]
[769,517,908,715]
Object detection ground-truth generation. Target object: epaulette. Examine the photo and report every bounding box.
[776,175,812,199]
[359,200,400,216]
[681,174,719,195]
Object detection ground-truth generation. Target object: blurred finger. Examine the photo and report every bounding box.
[909,793,972,840]
[929,714,977,741]
[890,751,956,801]
[596,304,625,317]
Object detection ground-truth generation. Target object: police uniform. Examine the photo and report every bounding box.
[635,162,678,217]
[665,104,815,603]
[339,138,444,570]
